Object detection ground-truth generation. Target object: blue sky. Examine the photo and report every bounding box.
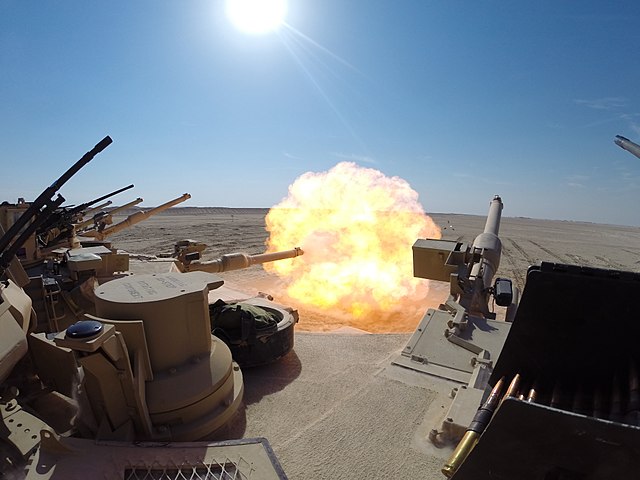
[2,1,640,225]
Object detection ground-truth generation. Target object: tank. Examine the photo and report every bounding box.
[1,137,639,480]
[0,138,312,479]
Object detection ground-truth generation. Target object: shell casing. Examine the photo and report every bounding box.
[442,378,505,477]
[442,431,480,478]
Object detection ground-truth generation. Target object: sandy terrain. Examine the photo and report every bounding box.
[26,207,640,479]
[105,207,640,333]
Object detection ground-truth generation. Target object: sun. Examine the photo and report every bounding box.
[225,0,287,35]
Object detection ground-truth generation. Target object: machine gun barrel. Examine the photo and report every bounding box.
[482,195,503,237]
[471,195,503,290]
[82,201,113,218]
[615,135,640,160]
[88,193,191,240]
[67,184,134,217]
[0,136,112,275]
[38,183,135,233]
[0,136,112,255]
[108,197,144,216]
[76,197,143,232]
[184,247,304,273]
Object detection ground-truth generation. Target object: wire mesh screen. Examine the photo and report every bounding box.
[124,457,254,480]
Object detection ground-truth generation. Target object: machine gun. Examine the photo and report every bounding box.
[393,195,517,448]
[78,193,191,241]
[75,197,143,233]
[396,194,640,479]
[36,183,134,247]
[614,134,640,160]
[80,200,114,218]
[0,136,112,278]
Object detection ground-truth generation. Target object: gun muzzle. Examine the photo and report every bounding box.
[615,135,640,160]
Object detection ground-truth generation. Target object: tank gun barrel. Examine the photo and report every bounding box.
[88,193,191,240]
[615,135,640,160]
[184,247,304,273]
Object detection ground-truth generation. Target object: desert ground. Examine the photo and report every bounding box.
[106,207,640,333]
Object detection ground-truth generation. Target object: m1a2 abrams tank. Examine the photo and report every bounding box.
[0,137,300,479]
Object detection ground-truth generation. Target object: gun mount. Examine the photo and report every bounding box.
[397,193,640,479]
[393,195,517,451]
[615,134,640,160]
[36,183,135,249]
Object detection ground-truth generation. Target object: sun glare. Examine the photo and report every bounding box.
[226,0,287,35]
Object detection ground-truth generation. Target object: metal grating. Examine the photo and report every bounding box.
[124,458,253,480]
[26,435,287,479]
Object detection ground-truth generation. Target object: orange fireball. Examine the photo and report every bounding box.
[264,162,441,325]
